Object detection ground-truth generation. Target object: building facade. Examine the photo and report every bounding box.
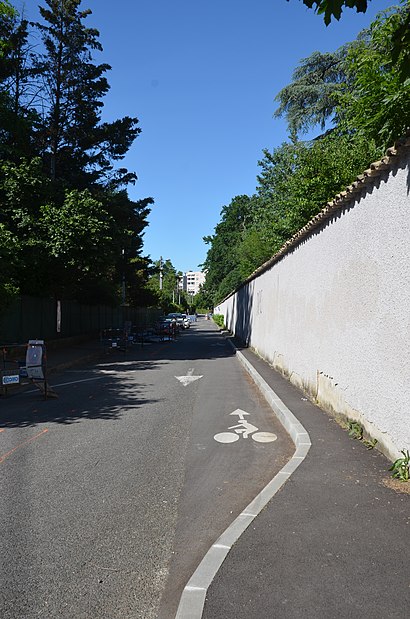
[181,271,206,296]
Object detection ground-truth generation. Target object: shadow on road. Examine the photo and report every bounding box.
[0,358,162,428]
[0,322,234,428]
[137,324,236,362]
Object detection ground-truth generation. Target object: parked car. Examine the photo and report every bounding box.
[180,314,190,329]
[166,313,190,329]
[155,316,176,338]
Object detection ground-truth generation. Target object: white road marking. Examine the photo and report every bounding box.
[229,408,249,420]
[252,431,278,443]
[175,375,203,386]
[175,369,203,386]
[228,420,259,438]
[52,377,103,388]
[214,432,239,443]
[214,409,278,443]
[25,376,103,393]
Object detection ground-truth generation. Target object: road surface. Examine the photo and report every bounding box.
[0,318,293,618]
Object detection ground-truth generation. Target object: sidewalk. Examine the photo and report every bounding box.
[201,342,410,618]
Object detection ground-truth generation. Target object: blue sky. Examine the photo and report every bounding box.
[27,0,394,273]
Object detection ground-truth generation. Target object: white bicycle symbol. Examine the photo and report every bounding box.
[214,411,277,444]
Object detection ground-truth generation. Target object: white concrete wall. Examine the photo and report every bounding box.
[216,151,410,460]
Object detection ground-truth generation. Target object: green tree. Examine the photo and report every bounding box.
[237,225,278,279]
[203,3,409,303]
[391,2,410,79]
[0,158,111,299]
[289,1,370,24]
[0,157,51,297]
[0,13,40,161]
[0,157,153,304]
[204,132,380,302]
[0,223,20,309]
[193,285,214,313]
[274,48,349,137]
[202,195,255,303]
[276,5,410,149]
[254,132,379,243]
[339,5,410,148]
[148,258,176,296]
[105,192,153,306]
[125,255,158,308]
[38,189,116,298]
[0,0,15,56]
[33,0,140,185]
[0,2,154,306]
[288,0,410,79]
[147,258,184,311]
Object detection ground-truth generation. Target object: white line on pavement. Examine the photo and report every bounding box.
[25,376,103,393]
[52,377,104,388]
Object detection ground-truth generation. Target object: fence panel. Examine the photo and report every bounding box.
[0,296,160,344]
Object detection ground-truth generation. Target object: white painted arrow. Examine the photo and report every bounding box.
[175,368,203,386]
[229,409,250,420]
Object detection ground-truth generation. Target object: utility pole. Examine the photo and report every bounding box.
[177,273,182,305]
[121,248,126,305]
[159,256,163,291]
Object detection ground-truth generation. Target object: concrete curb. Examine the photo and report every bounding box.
[175,339,311,619]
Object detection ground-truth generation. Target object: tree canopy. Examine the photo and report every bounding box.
[276,3,410,145]
[274,48,349,137]
[203,4,408,305]
[147,258,189,314]
[339,5,410,146]
[0,0,153,309]
[290,1,370,24]
[290,0,410,80]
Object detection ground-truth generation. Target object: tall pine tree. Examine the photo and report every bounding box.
[33,0,140,186]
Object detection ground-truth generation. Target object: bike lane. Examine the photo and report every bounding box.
[157,320,294,618]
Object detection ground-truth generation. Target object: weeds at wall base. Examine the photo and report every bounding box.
[346,420,378,450]
[389,450,410,482]
[347,422,409,483]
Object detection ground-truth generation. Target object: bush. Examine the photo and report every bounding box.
[212,314,225,329]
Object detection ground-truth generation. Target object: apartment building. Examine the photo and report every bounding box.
[181,271,206,296]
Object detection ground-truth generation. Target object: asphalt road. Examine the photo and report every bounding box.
[0,319,293,619]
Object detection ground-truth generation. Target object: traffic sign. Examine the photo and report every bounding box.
[2,374,20,386]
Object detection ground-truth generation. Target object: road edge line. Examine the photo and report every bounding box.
[175,339,311,619]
